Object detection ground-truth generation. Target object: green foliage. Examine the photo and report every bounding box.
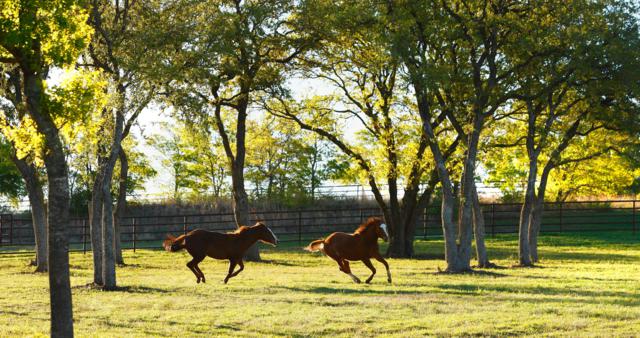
[246,115,347,204]
[0,0,92,66]
[0,139,23,199]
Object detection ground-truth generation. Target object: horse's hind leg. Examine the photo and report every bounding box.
[341,260,361,284]
[373,254,392,283]
[362,258,376,284]
[187,256,205,283]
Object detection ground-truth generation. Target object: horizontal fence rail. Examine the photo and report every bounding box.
[0,199,637,254]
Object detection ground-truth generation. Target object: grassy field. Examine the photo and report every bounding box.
[0,232,639,337]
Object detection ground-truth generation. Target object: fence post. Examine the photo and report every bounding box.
[360,209,364,223]
[559,202,563,232]
[9,214,13,245]
[132,217,137,253]
[298,211,302,245]
[82,219,87,254]
[183,216,187,235]
[633,200,636,236]
[423,206,427,240]
[0,215,3,244]
[491,203,496,237]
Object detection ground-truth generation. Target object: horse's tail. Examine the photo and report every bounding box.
[304,239,325,252]
[163,234,186,252]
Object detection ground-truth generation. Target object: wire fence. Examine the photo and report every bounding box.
[0,199,637,254]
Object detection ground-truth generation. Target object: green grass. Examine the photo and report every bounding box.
[1,233,639,337]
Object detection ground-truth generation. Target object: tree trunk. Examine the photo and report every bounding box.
[471,184,492,267]
[416,88,466,272]
[528,200,543,263]
[100,109,124,290]
[101,184,117,289]
[455,119,484,272]
[386,213,406,258]
[518,196,534,266]
[11,156,48,272]
[232,169,260,261]
[24,70,74,337]
[89,177,104,285]
[518,158,539,267]
[113,150,128,265]
[386,176,405,257]
[528,166,551,263]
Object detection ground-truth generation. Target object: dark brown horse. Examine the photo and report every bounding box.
[163,222,278,284]
[305,217,391,284]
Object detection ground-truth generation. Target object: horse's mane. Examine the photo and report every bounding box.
[354,217,382,234]
[231,226,250,234]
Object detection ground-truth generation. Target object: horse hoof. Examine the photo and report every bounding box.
[388,279,392,283]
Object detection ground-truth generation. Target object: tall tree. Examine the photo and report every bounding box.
[266,0,460,257]
[163,0,318,260]
[389,0,533,270]
[0,0,92,336]
[82,0,157,286]
[485,0,640,265]
[0,69,48,272]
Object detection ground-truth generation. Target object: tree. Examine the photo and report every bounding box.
[0,69,48,272]
[245,115,343,204]
[266,0,459,257]
[80,0,157,287]
[482,0,640,265]
[389,0,537,270]
[0,0,92,336]
[162,0,318,260]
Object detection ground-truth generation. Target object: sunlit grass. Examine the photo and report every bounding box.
[0,233,638,337]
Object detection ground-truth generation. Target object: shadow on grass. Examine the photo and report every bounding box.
[114,285,179,294]
[429,269,509,278]
[275,285,426,296]
[433,283,640,305]
[257,259,301,267]
[72,284,177,294]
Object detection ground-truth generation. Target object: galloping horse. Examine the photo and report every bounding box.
[305,217,392,284]
[163,222,278,284]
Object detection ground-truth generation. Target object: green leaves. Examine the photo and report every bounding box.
[0,0,92,67]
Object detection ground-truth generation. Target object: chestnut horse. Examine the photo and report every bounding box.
[163,222,278,284]
[305,217,391,284]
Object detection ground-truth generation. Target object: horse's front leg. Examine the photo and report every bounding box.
[229,260,244,278]
[362,258,376,284]
[193,263,206,283]
[187,256,205,283]
[223,260,238,284]
[373,254,391,283]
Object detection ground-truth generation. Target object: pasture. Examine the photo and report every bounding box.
[1,233,639,337]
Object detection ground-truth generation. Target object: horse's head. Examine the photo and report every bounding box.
[358,217,389,242]
[253,222,278,246]
[163,234,184,252]
[376,221,389,242]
